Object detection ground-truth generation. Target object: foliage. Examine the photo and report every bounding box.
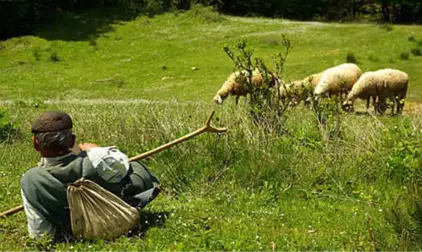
[0,108,20,144]
[88,35,98,50]
[32,46,42,61]
[223,37,291,134]
[408,35,416,42]
[2,0,422,40]
[346,52,358,63]
[184,4,224,23]
[400,51,410,60]
[411,48,422,57]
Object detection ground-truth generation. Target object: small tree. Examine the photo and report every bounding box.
[223,35,292,134]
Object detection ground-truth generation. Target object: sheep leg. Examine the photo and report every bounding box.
[390,95,395,115]
[235,96,240,105]
[366,97,370,111]
[397,95,404,115]
[371,96,377,113]
[378,97,388,115]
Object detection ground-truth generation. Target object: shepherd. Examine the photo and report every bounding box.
[16,110,226,240]
[21,111,161,240]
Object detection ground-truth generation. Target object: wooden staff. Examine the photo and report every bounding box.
[0,111,227,218]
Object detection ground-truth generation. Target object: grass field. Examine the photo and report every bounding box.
[1,5,422,251]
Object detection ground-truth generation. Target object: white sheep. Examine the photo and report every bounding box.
[214,69,277,104]
[279,72,322,106]
[342,69,408,114]
[314,63,362,100]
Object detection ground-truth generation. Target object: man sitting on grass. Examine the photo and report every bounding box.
[21,111,160,239]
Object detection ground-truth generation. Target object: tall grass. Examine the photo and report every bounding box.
[1,101,422,250]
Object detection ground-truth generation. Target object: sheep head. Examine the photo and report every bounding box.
[342,97,355,112]
[213,94,224,105]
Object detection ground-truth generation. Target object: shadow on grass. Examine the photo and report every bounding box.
[32,8,138,41]
[135,210,169,237]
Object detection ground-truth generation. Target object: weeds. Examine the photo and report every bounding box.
[185,4,224,23]
[223,37,291,134]
[346,52,358,63]
[400,51,410,60]
[88,35,98,50]
[380,23,394,32]
[0,108,20,143]
[411,48,422,56]
[32,47,42,61]
[408,35,416,42]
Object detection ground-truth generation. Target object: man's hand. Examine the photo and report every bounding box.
[78,143,99,151]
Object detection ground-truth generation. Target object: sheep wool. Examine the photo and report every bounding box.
[279,72,322,105]
[314,63,362,97]
[214,69,276,104]
[343,68,408,114]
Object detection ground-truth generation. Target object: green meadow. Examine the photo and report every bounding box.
[1,6,422,250]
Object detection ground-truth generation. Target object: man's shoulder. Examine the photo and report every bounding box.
[21,166,53,185]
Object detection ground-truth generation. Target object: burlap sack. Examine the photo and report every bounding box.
[67,179,140,240]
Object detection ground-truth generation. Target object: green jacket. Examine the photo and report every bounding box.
[20,151,160,230]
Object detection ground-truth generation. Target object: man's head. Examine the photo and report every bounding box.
[31,111,75,157]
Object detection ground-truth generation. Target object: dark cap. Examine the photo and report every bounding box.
[31,111,73,134]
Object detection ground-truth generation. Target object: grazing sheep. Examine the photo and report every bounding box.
[279,72,322,106]
[314,63,362,100]
[342,69,408,114]
[214,69,277,104]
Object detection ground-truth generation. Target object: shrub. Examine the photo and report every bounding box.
[408,35,416,42]
[32,47,42,61]
[0,108,20,143]
[411,48,422,56]
[88,35,98,50]
[185,4,224,23]
[380,23,394,32]
[49,50,60,62]
[346,52,358,63]
[223,36,291,134]
[418,41,422,47]
[400,51,410,60]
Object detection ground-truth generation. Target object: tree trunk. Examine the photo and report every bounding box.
[382,3,390,22]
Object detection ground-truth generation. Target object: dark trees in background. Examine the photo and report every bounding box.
[1,0,421,40]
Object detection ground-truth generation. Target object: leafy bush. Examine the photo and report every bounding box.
[400,51,410,60]
[411,48,422,56]
[346,52,358,63]
[185,4,224,23]
[223,37,291,134]
[0,108,20,143]
[32,47,42,61]
[88,35,98,50]
[380,23,394,32]
[408,35,416,42]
